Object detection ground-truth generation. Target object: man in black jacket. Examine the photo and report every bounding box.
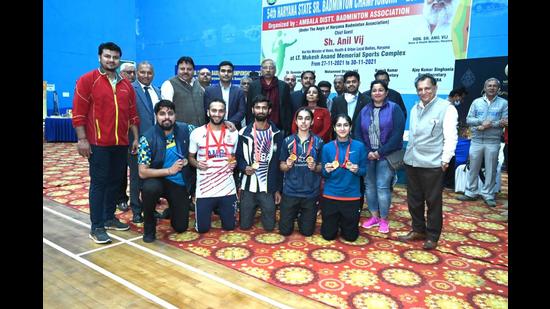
[330,71,369,138]
[246,59,292,137]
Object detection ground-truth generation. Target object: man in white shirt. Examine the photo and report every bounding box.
[188,99,239,233]
[160,56,205,126]
[399,73,458,250]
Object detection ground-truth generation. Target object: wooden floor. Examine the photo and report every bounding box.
[43,198,331,308]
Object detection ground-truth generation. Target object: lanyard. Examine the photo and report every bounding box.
[205,123,228,159]
[333,138,352,168]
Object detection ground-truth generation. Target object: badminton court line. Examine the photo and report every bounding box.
[43,205,295,309]
[43,237,178,309]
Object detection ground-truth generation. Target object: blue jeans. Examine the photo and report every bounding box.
[365,158,394,219]
[88,145,128,231]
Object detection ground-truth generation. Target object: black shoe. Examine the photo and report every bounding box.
[423,239,438,250]
[484,199,497,207]
[132,212,143,224]
[143,233,156,243]
[116,201,129,212]
[160,208,171,219]
[456,195,478,202]
[104,218,130,231]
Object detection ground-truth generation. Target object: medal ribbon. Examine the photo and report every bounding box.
[293,134,314,159]
[206,123,228,160]
[333,138,352,167]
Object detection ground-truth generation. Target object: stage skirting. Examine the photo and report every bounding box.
[44,117,77,142]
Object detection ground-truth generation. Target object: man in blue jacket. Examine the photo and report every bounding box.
[138,100,195,243]
[456,78,508,207]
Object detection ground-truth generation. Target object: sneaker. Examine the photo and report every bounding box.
[378,219,389,234]
[361,216,380,228]
[116,201,129,212]
[457,194,478,201]
[484,199,497,207]
[89,227,112,244]
[104,218,130,231]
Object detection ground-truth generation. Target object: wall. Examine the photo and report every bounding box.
[135,0,262,87]
[43,0,506,114]
[43,0,137,114]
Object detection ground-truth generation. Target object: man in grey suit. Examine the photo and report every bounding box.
[203,61,246,130]
[129,61,163,223]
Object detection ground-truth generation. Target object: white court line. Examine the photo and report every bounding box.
[77,242,126,257]
[43,205,295,309]
[43,237,178,309]
[77,236,144,256]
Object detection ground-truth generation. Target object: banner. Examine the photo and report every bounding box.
[261,0,473,95]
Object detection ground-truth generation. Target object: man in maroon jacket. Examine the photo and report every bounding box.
[72,42,140,244]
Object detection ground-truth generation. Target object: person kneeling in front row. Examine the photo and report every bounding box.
[138,100,194,243]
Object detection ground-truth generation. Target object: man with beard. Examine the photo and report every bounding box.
[72,42,139,244]
[138,100,195,243]
[189,99,239,233]
[246,59,292,137]
[423,0,457,35]
[237,95,283,231]
[330,71,370,139]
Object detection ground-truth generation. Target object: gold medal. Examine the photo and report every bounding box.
[289,153,297,161]
[306,156,314,164]
[345,161,353,169]
[332,160,340,168]
[251,162,260,169]
[228,155,236,164]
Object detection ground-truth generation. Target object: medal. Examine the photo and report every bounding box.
[251,162,260,169]
[306,156,314,164]
[182,158,189,166]
[291,134,314,162]
[332,138,352,169]
[345,161,353,169]
[228,155,236,164]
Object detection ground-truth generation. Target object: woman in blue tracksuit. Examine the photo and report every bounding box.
[320,114,367,241]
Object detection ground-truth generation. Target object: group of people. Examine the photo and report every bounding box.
[72,42,508,251]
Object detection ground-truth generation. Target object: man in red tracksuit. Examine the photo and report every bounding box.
[72,42,140,244]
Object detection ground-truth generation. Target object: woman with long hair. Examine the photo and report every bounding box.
[291,85,332,142]
[354,80,405,234]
